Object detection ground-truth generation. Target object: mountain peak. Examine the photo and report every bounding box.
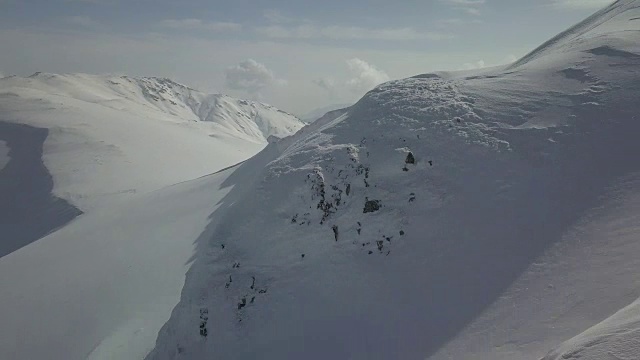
[510,0,640,69]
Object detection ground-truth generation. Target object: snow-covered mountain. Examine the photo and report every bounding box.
[0,74,303,359]
[0,72,303,210]
[2,1,640,359]
[141,1,640,359]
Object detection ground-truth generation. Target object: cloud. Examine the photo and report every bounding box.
[313,77,336,92]
[64,0,107,3]
[66,16,100,28]
[459,54,521,70]
[550,0,614,9]
[312,77,338,98]
[224,59,284,97]
[460,60,486,70]
[258,9,452,42]
[503,54,518,64]
[443,0,485,4]
[436,18,484,27]
[441,0,485,15]
[160,19,242,32]
[256,24,452,41]
[456,7,481,15]
[346,58,390,93]
[263,10,300,24]
[0,71,5,78]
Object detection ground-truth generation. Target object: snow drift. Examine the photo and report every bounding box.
[146,1,640,359]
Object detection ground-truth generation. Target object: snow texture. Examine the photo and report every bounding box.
[1,1,640,359]
[0,73,303,212]
[0,75,303,358]
[146,1,640,359]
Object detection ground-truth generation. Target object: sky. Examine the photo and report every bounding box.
[0,0,615,115]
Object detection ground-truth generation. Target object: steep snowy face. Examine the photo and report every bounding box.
[542,297,640,360]
[511,0,640,70]
[131,76,303,142]
[148,2,640,360]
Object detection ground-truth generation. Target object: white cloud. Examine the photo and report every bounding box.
[66,16,100,28]
[224,59,284,97]
[64,0,107,3]
[263,10,301,24]
[436,18,484,27]
[461,60,486,70]
[441,0,485,16]
[550,0,614,9]
[256,24,452,41]
[312,77,339,99]
[443,0,485,4]
[460,54,519,70]
[456,7,481,15]
[346,58,390,93]
[503,54,518,64]
[160,19,242,32]
[313,77,336,92]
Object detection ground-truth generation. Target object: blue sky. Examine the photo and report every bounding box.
[0,0,615,114]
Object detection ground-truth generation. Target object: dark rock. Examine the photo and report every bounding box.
[405,152,416,165]
[363,199,381,213]
[238,298,247,310]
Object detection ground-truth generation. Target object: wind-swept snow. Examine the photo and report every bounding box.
[146,1,640,359]
[542,296,640,360]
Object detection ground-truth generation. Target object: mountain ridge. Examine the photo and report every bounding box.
[146,2,640,359]
[0,72,304,211]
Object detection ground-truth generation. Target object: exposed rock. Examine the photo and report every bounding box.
[363,199,382,213]
[405,152,416,165]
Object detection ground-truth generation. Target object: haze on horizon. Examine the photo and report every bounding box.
[0,0,614,115]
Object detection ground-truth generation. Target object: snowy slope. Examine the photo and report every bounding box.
[0,73,302,211]
[542,296,640,360]
[0,74,303,358]
[147,1,640,359]
[0,167,239,360]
